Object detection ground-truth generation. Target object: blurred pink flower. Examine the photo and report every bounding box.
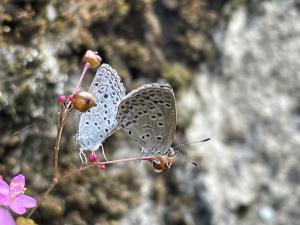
[0,174,36,225]
[0,208,16,225]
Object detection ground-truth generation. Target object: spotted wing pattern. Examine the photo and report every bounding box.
[117,83,176,155]
[75,64,126,154]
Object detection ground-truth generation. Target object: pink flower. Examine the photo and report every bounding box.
[0,174,36,225]
[0,207,16,225]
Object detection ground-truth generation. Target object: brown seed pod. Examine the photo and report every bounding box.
[152,155,173,173]
[73,91,97,112]
[83,50,102,69]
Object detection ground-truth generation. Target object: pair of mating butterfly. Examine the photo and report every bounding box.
[74,64,206,171]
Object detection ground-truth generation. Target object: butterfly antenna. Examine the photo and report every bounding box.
[172,138,210,167]
[176,149,199,167]
[173,138,210,149]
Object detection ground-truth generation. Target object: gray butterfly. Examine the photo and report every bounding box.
[116,83,177,157]
[75,63,126,163]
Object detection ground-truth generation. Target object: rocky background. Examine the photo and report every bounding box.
[0,0,299,225]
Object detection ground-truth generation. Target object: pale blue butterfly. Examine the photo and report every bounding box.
[75,63,126,163]
[116,83,177,157]
[116,83,209,170]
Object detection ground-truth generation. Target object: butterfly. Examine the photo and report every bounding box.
[116,83,177,171]
[74,63,126,163]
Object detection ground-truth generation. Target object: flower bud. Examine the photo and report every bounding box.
[88,152,99,162]
[99,164,106,170]
[68,94,74,102]
[152,156,173,173]
[83,50,102,69]
[73,91,97,112]
[57,95,66,104]
[95,163,106,170]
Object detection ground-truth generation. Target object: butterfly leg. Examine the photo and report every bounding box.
[100,144,108,161]
[138,148,147,164]
[79,149,87,164]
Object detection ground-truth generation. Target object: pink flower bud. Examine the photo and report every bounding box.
[100,164,106,170]
[88,153,99,162]
[57,95,66,104]
[68,95,74,102]
[95,163,106,170]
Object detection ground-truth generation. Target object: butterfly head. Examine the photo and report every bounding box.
[152,155,174,173]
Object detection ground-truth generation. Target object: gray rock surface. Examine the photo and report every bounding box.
[180,0,300,225]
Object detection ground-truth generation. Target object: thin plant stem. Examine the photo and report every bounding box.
[53,106,63,177]
[28,62,91,217]
[100,156,154,165]
[53,62,90,177]
[27,155,153,217]
[53,108,69,176]
[27,177,58,218]
[72,63,90,94]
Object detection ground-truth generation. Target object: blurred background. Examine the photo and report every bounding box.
[0,0,300,224]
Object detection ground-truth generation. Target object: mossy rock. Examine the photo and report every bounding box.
[161,62,191,89]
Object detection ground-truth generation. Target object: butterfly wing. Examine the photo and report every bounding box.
[75,64,126,151]
[117,83,176,155]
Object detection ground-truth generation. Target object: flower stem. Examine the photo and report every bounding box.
[27,155,153,218]
[28,62,92,218]
[53,63,91,177]
[72,63,90,94]
[100,156,154,165]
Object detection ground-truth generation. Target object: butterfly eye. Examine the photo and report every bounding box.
[152,160,164,173]
[152,156,173,173]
